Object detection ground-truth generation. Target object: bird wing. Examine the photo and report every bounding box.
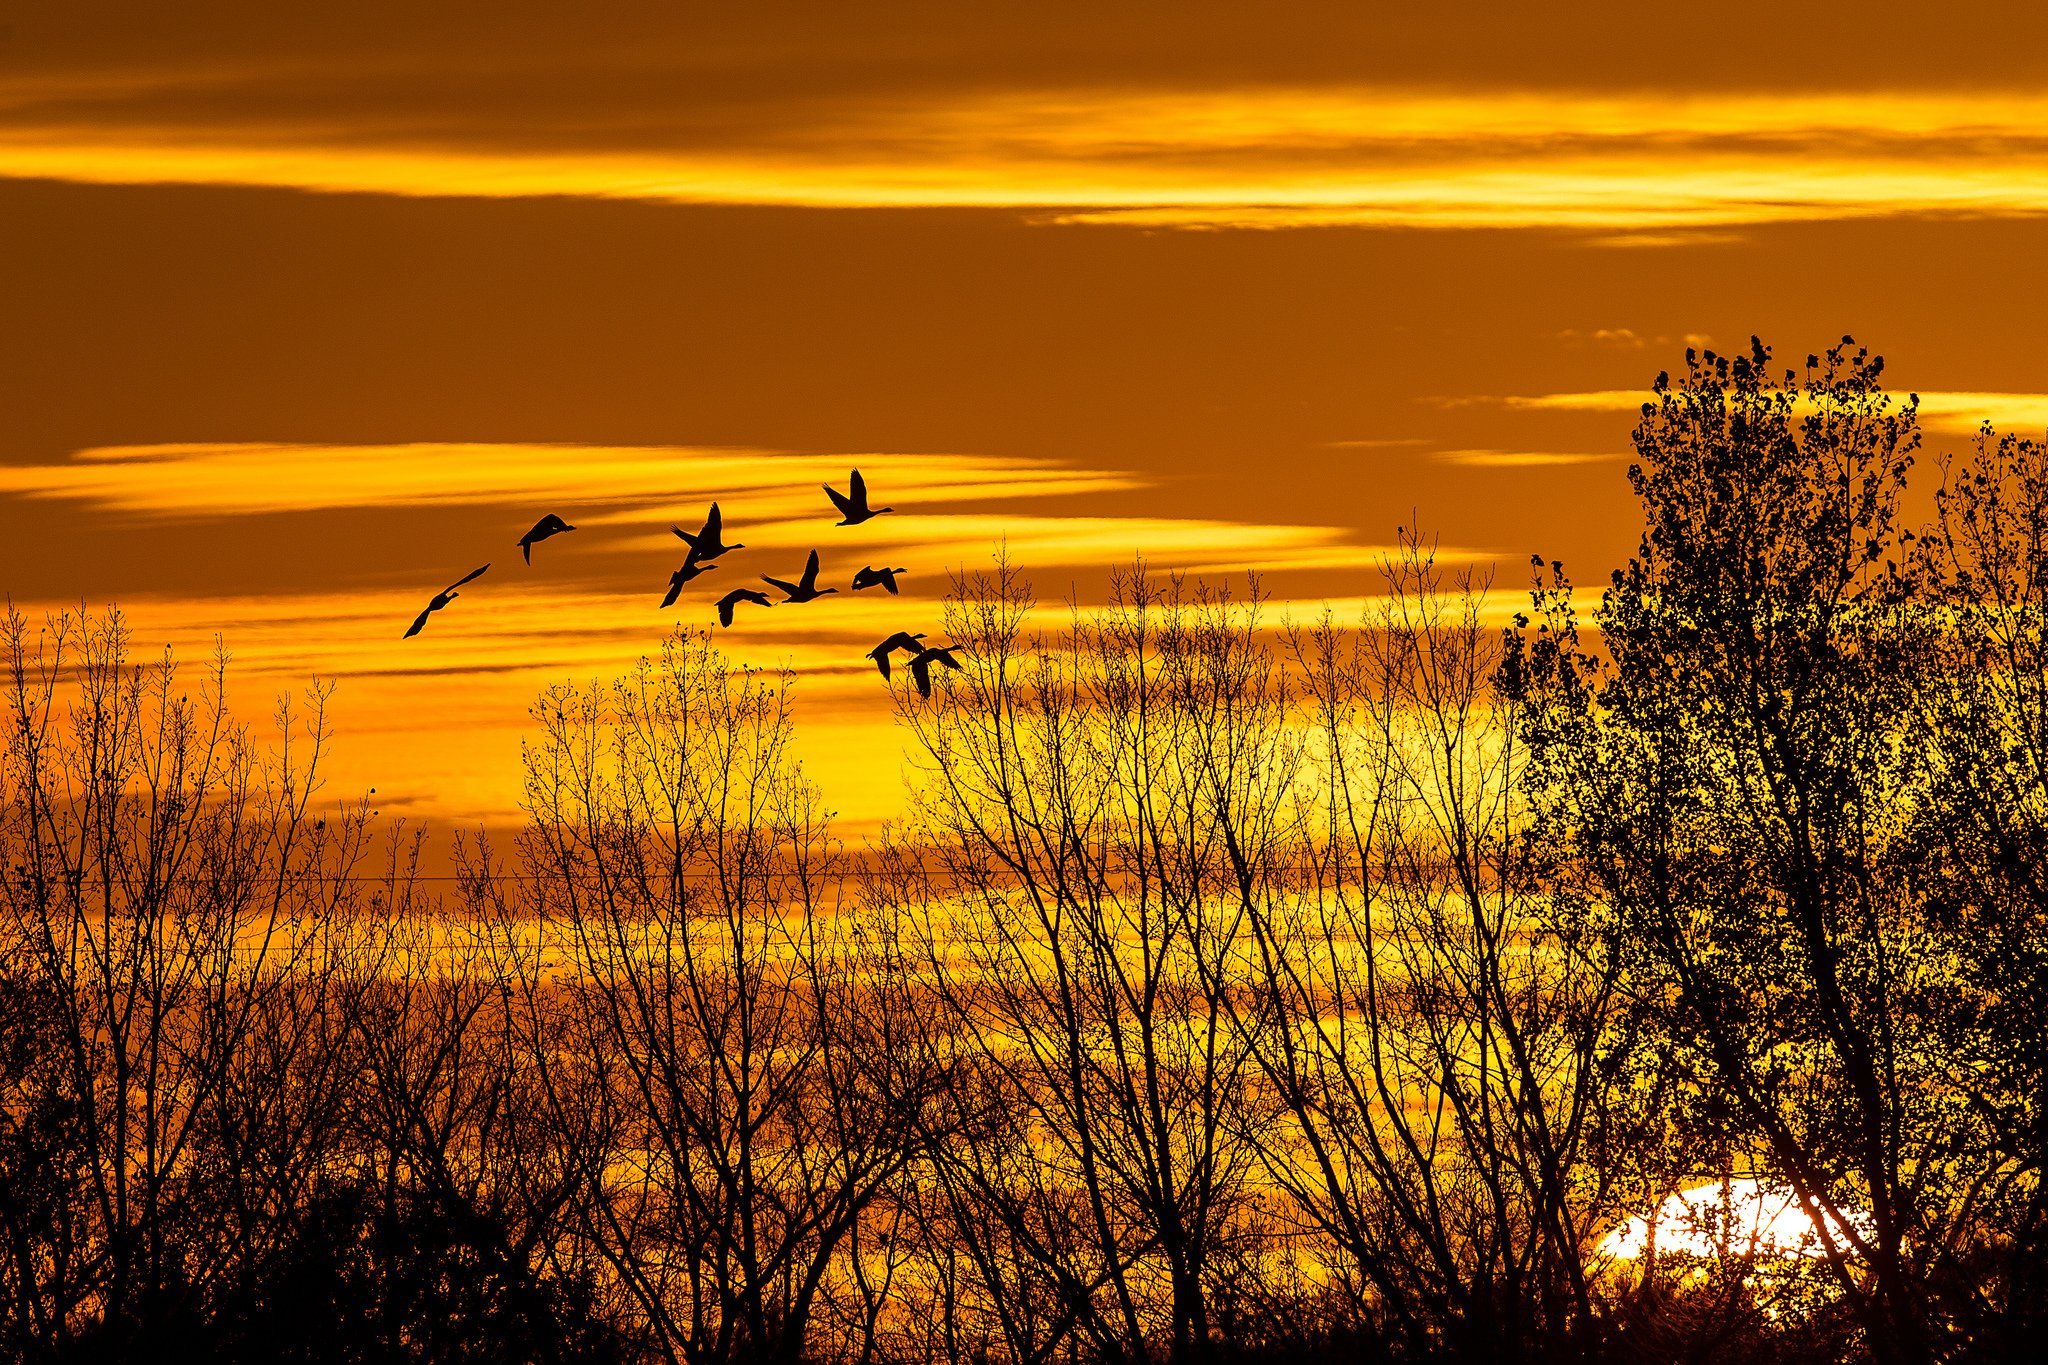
[761,575,799,597]
[661,572,685,609]
[672,523,699,547]
[823,483,852,517]
[801,550,821,589]
[849,468,867,507]
[404,607,432,639]
[869,646,892,678]
[883,632,919,653]
[910,655,934,697]
[882,573,899,595]
[703,503,722,541]
[718,597,737,627]
[445,563,491,593]
[935,647,963,670]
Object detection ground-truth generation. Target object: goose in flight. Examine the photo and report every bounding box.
[762,550,837,604]
[715,588,773,627]
[660,557,718,608]
[673,503,743,561]
[851,565,908,595]
[404,564,490,639]
[907,644,963,698]
[866,631,926,678]
[517,513,575,565]
[824,469,892,526]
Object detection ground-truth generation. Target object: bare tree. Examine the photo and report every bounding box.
[0,604,377,1354]
[879,561,1286,1365]
[1231,535,1638,1363]
[503,628,940,1365]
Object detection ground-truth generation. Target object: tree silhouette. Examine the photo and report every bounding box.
[1513,337,2043,1363]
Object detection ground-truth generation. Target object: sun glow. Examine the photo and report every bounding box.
[1600,1179,1877,1263]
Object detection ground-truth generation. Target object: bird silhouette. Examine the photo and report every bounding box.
[824,469,892,526]
[907,644,963,698]
[517,513,575,565]
[715,588,773,627]
[762,549,837,604]
[673,503,743,561]
[851,565,908,595]
[866,631,926,678]
[660,557,718,608]
[404,564,490,639]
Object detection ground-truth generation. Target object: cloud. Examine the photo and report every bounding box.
[1432,449,1622,468]
[3,441,1434,585]
[13,85,2048,230]
[1436,388,2048,435]
[1910,392,2048,434]
[1577,231,1748,249]
[1556,328,1647,348]
[0,442,1142,517]
[1321,437,1623,466]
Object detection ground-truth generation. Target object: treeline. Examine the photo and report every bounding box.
[2,337,2044,1364]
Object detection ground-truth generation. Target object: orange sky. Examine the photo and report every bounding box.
[7,1,2048,832]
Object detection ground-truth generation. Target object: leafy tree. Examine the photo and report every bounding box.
[1513,337,2018,1363]
[1904,425,2048,1351]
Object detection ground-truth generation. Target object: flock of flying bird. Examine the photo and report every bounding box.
[402,468,965,696]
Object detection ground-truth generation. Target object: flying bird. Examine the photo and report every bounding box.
[762,550,838,604]
[403,564,490,639]
[517,513,576,565]
[907,644,963,698]
[673,503,743,561]
[715,588,773,627]
[866,631,926,678]
[852,565,908,595]
[660,557,718,608]
[824,469,893,526]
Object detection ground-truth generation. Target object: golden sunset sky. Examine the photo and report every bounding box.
[7,1,2048,830]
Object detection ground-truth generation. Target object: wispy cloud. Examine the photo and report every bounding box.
[0,440,1401,583]
[0,443,1140,517]
[1435,389,2048,435]
[1432,449,1621,468]
[1320,438,1623,466]
[1911,392,2048,434]
[12,86,2048,230]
